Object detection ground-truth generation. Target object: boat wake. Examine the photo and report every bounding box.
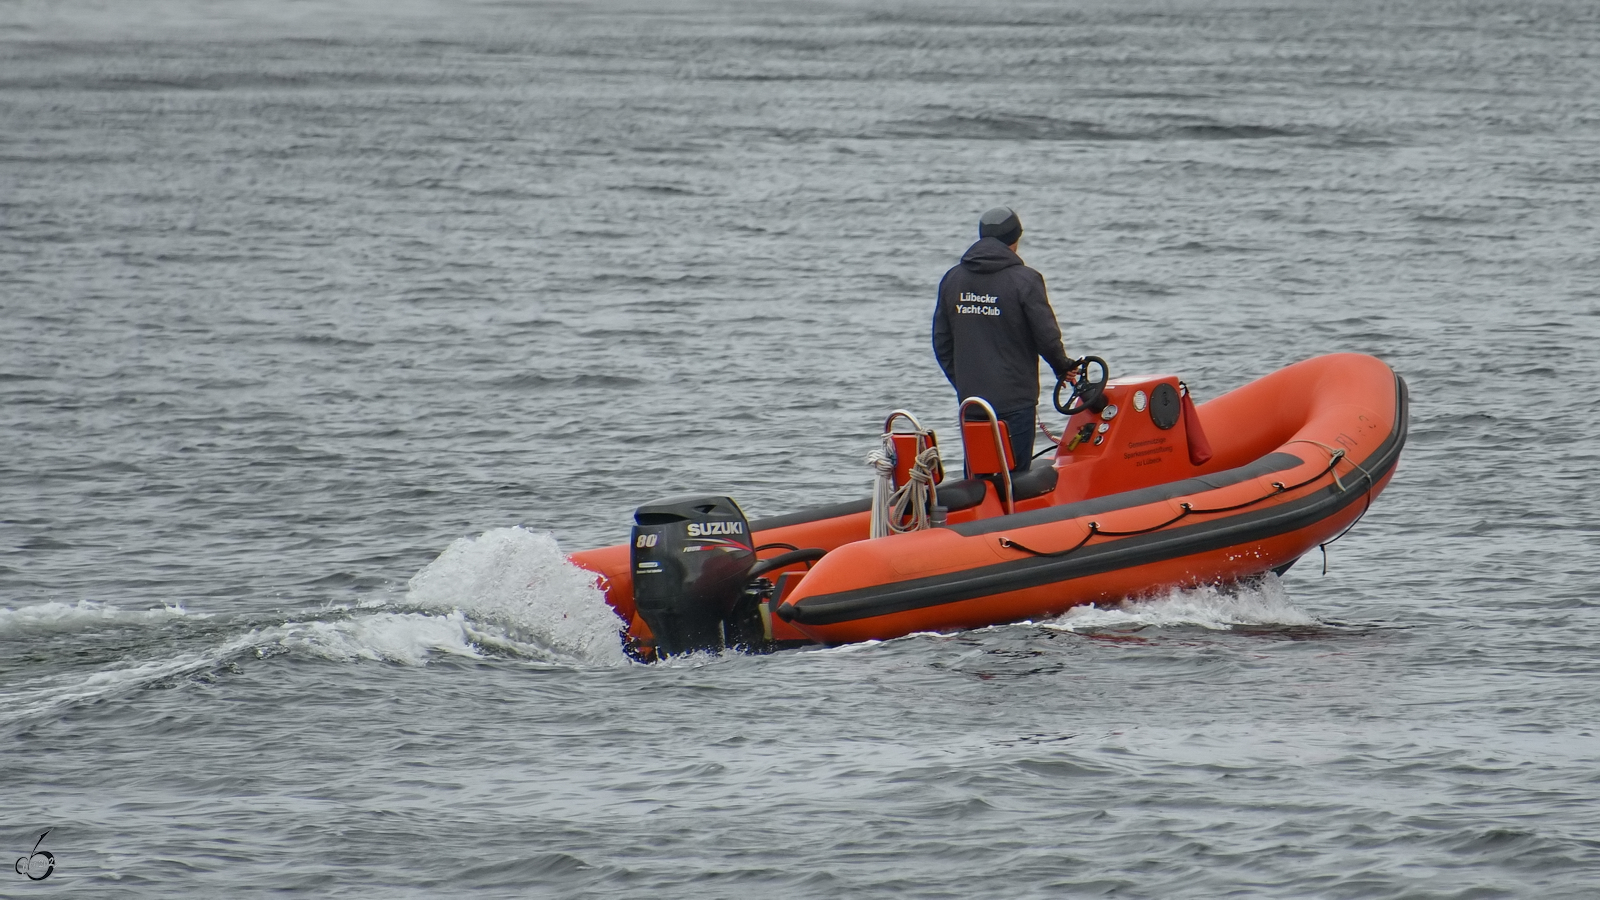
[244,610,498,665]
[399,525,630,666]
[244,526,633,668]
[1042,575,1319,633]
[0,527,633,728]
[0,599,206,634]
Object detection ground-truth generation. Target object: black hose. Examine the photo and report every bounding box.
[748,548,827,579]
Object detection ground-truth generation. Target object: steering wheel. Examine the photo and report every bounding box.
[1053,356,1109,416]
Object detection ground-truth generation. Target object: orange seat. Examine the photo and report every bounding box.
[958,398,1015,514]
[960,418,1014,475]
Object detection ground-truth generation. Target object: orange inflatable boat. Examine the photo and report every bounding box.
[570,353,1407,659]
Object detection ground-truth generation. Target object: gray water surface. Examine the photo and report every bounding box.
[4,1,1600,897]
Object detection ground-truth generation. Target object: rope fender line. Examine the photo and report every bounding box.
[1318,484,1374,575]
[999,526,1098,559]
[998,441,1376,560]
[1282,435,1379,576]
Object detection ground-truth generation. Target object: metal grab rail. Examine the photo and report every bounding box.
[958,397,1014,516]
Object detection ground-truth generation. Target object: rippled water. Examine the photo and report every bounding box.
[4,0,1600,896]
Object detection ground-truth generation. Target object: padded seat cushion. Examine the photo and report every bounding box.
[937,465,1058,512]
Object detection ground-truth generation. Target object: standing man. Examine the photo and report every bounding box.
[933,206,1077,472]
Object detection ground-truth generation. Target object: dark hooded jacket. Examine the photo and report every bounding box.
[932,237,1074,415]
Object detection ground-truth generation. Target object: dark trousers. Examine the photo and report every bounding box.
[963,406,1036,472]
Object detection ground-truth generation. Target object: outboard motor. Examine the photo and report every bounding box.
[630,495,756,657]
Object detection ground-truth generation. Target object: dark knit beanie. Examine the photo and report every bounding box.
[978,206,1023,245]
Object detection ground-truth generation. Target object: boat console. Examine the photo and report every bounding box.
[1049,373,1213,506]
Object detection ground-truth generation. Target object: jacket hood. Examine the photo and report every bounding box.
[960,237,1023,274]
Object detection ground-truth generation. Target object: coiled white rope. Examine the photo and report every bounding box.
[868,430,943,538]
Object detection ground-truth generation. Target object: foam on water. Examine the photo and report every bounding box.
[1043,575,1319,632]
[0,530,631,727]
[403,526,631,666]
[0,641,245,728]
[0,600,204,637]
[0,610,534,728]
[244,610,489,665]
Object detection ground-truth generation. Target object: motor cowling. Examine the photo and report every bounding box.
[630,495,755,657]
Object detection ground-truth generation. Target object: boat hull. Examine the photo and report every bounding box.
[570,353,1407,651]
